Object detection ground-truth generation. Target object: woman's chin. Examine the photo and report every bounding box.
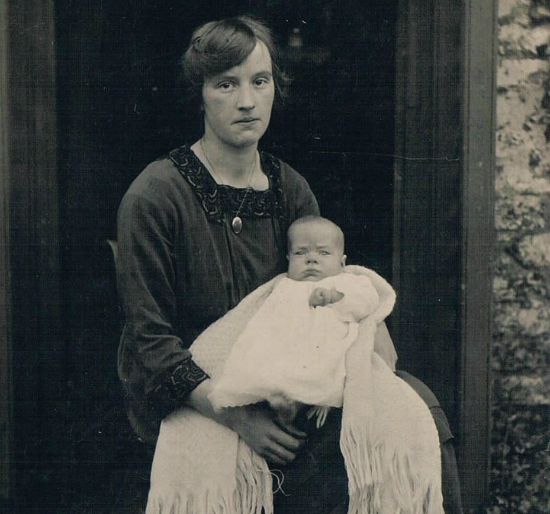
[220,136,260,149]
[230,128,268,147]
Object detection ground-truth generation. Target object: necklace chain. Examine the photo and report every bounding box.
[199,138,257,234]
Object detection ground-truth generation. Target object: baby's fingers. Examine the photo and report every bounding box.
[330,288,344,303]
[309,288,326,307]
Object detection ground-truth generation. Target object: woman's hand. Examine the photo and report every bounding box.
[221,403,306,465]
[186,379,306,465]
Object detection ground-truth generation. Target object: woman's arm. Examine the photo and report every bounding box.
[187,380,306,465]
[117,188,208,417]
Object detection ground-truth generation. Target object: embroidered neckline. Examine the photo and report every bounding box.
[168,145,284,224]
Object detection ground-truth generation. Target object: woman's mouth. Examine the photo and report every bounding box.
[234,118,258,125]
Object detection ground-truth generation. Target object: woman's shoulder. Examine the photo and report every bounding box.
[262,151,318,207]
[261,151,320,218]
[262,151,310,190]
[122,147,194,202]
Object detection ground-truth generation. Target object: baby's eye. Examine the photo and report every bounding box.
[319,250,330,255]
[294,250,305,255]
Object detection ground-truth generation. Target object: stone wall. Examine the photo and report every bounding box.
[490,0,550,511]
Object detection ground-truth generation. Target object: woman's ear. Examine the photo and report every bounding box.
[341,255,347,268]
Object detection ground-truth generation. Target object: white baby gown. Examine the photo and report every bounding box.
[208,273,380,410]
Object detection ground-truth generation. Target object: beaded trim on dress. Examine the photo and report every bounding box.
[168,145,285,224]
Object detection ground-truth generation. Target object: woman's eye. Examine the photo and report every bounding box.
[254,77,270,87]
[217,82,234,91]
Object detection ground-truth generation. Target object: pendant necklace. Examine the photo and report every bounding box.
[200,138,257,235]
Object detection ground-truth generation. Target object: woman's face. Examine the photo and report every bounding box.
[201,41,275,149]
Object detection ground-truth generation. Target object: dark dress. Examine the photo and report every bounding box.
[116,145,462,513]
[116,144,319,441]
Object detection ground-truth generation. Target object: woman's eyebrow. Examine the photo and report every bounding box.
[253,70,273,78]
[212,73,238,81]
[211,70,272,82]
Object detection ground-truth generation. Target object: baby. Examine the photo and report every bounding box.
[208,215,384,426]
[149,217,440,514]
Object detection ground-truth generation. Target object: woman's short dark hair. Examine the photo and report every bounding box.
[182,16,287,110]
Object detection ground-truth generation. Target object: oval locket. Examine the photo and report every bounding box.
[231,216,243,234]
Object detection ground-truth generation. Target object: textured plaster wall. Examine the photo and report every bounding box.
[490,0,550,511]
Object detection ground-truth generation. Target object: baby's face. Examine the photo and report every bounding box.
[287,223,346,281]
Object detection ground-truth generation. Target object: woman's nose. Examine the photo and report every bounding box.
[237,85,255,110]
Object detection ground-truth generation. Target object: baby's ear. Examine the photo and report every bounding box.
[341,254,347,267]
[286,254,289,261]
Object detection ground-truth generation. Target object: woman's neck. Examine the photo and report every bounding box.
[192,137,261,188]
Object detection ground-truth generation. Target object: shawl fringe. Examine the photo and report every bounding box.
[341,420,443,514]
[147,441,273,514]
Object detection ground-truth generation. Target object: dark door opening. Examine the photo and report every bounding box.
[40,1,398,510]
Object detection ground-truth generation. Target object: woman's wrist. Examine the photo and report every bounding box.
[185,378,212,410]
[185,378,233,428]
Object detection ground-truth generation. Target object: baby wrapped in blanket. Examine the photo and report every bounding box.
[208,215,383,424]
[147,216,443,514]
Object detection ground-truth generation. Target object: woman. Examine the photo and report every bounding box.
[117,16,461,513]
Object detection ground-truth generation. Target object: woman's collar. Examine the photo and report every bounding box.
[168,144,284,223]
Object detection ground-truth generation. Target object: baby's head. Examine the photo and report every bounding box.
[287,216,346,281]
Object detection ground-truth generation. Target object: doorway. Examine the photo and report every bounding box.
[3,0,496,510]
[51,1,398,510]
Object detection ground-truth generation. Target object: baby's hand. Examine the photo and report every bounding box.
[309,287,344,307]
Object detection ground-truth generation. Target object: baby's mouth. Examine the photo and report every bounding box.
[303,269,320,277]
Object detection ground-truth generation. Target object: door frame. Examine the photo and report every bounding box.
[0,0,13,504]
[394,0,496,510]
[1,0,60,506]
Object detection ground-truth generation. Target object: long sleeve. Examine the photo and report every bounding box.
[117,189,208,418]
[326,274,380,322]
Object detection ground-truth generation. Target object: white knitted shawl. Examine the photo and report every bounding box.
[146,266,444,514]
